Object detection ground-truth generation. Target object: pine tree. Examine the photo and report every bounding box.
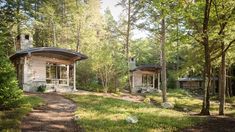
[0,0,23,110]
[0,48,22,109]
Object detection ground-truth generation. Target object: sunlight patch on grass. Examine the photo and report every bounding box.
[65,93,205,132]
[0,95,43,131]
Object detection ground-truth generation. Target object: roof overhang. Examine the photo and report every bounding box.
[10,47,88,63]
[130,64,161,73]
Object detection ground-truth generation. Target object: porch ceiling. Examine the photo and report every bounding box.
[10,47,88,62]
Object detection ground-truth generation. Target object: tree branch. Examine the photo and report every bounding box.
[211,38,235,61]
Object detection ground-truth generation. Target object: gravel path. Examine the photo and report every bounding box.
[21,93,80,132]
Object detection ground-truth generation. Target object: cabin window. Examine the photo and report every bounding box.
[46,63,68,85]
[142,74,153,87]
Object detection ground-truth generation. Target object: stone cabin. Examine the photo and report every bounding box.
[10,34,87,92]
[129,58,161,93]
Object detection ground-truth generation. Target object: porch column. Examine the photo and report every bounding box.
[73,62,76,90]
[158,73,160,90]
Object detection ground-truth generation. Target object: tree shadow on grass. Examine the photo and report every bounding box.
[66,94,205,132]
[76,113,205,132]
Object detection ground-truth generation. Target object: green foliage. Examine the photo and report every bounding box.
[0,95,43,131]
[0,46,23,110]
[37,85,46,93]
[65,93,205,132]
[167,72,177,89]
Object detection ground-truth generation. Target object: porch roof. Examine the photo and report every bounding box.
[131,64,161,72]
[10,47,88,62]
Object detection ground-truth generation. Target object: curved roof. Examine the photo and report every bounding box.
[131,64,161,72]
[10,47,88,62]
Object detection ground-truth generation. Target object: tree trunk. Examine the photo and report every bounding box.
[212,68,216,95]
[200,43,211,115]
[219,41,226,115]
[160,14,167,103]
[176,20,180,88]
[126,0,132,93]
[76,22,81,52]
[17,0,21,36]
[200,0,212,115]
[53,21,56,47]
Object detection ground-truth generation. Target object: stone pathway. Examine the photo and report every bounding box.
[21,93,81,132]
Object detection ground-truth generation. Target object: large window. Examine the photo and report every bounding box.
[46,62,68,85]
[142,74,153,87]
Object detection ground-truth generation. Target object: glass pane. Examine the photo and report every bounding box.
[148,75,153,86]
[60,66,67,79]
[142,74,147,86]
[46,65,50,78]
[51,65,56,79]
[57,66,60,79]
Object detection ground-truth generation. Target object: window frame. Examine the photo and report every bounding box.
[142,74,154,87]
[46,62,69,86]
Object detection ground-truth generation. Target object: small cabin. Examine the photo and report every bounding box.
[10,34,87,92]
[129,58,161,93]
[178,77,203,90]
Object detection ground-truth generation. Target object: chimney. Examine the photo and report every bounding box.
[129,57,136,70]
[15,34,33,51]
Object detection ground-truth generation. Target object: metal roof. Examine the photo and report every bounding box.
[131,64,161,72]
[178,77,203,81]
[10,47,88,62]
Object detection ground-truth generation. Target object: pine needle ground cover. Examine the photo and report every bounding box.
[0,95,43,131]
[65,90,207,132]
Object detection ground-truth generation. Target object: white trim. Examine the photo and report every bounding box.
[73,63,76,90]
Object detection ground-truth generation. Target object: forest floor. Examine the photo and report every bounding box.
[20,93,81,132]
[17,90,235,132]
[67,89,235,132]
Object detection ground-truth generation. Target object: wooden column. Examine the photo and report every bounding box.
[158,73,160,90]
[73,62,76,91]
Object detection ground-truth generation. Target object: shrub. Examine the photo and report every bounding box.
[37,85,46,93]
[0,47,23,110]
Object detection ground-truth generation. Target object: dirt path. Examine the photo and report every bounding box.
[180,116,235,132]
[74,90,144,102]
[21,93,80,132]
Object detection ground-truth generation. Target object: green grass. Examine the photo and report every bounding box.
[65,91,205,132]
[0,95,43,131]
[146,88,234,113]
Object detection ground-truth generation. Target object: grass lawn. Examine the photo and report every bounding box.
[146,89,235,115]
[65,89,210,132]
[0,94,43,131]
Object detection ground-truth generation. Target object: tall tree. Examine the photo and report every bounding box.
[160,9,167,102]
[212,0,235,115]
[0,0,23,109]
[117,0,141,93]
[200,0,213,115]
